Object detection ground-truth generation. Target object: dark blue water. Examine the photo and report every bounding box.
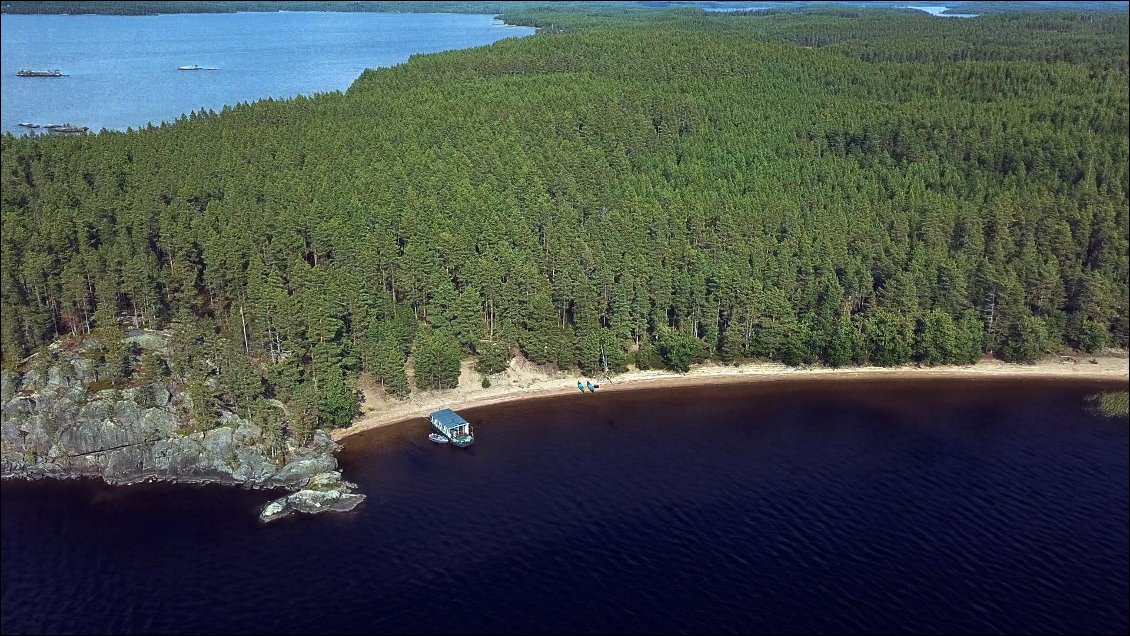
[0,12,533,135]
[2,378,1128,634]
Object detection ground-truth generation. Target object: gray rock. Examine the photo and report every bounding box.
[310,429,339,452]
[153,436,205,474]
[140,409,177,437]
[46,364,69,389]
[64,384,87,403]
[71,359,97,386]
[104,445,151,475]
[269,453,337,488]
[56,418,139,456]
[0,370,16,403]
[231,447,276,484]
[3,346,364,523]
[19,369,44,392]
[151,386,171,408]
[259,498,292,522]
[258,487,366,522]
[288,488,366,515]
[305,471,344,491]
[125,331,170,354]
[202,426,234,456]
[2,395,35,420]
[77,400,111,426]
[1,449,28,475]
[113,400,142,427]
[232,420,261,445]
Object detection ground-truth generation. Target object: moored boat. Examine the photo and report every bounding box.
[428,432,450,444]
[17,69,66,77]
[18,122,41,128]
[429,408,474,447]
[47,124,89,134]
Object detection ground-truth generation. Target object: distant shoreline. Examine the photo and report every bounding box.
[334,354,1130,442]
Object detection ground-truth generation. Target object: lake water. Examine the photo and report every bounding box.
[903,5,980,17]
[3,378,1127,634]
[0,12,533,136]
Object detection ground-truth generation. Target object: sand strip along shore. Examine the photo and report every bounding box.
[333,354,1129,442]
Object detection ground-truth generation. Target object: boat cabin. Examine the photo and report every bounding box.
[429,408,474,447]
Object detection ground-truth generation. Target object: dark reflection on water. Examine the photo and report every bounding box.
[3,378,1128,634]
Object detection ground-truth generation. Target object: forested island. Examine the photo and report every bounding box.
[1,5,1127,506]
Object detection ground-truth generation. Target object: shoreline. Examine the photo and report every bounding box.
[335,354,1130,442]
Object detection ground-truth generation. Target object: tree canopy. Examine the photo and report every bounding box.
[2,7,1126,440]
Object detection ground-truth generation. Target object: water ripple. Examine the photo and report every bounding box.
[3,379,1129,634]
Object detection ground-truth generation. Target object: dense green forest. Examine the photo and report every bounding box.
[1,8,1127,443]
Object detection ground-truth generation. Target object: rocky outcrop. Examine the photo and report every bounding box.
[0,334,364,522]
[258,470,367,522]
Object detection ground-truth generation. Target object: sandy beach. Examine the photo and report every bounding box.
[334,353,1129,442]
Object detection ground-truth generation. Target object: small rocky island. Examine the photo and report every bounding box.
[0,330,364,522]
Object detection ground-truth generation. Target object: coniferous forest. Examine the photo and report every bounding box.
[1,7,1127,441]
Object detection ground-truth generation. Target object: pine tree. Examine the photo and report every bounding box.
[864,309,914,367]
[187,372,219,431]
[656,327,703,373]
[413,328,462,390]
[219,342,264,418]
[318,370,356,429]
[917,309,960,366]
[826,316,855,368]
[373,333,410,399]
[999,316,1050,363]
[449,286,486,353]
[476,339,510,376]
[956,309,984,364]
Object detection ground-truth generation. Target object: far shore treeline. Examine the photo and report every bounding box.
[1,6,1127,444]
[4,1,1130,17]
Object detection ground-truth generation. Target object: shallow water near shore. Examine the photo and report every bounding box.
[3,378,1128,634]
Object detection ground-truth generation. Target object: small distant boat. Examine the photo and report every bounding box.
[17,69,66,77]
[46,124,88,134]
[177,65,218,71]
[428,433,450,444]
[18,122,40,128]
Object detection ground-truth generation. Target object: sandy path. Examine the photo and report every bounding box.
[333,354,1129,442]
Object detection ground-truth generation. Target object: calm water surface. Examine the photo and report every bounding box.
[0,12,533,135]
[2,378,1128,634]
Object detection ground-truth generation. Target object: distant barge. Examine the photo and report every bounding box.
[17,69,67,77]
[43,123,89,134]
[19,123,88,133]
[177,65,218,71]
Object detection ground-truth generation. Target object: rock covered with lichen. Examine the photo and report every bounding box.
[0,332,364,522]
